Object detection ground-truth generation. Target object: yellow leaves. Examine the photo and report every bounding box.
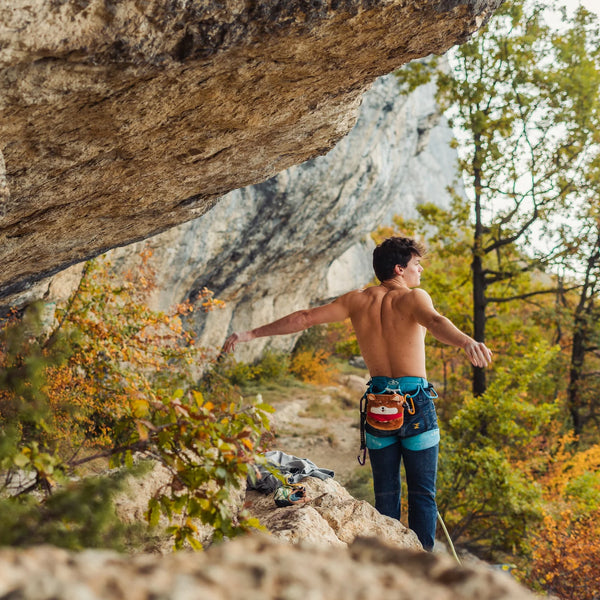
[289,349,334,384]
[541,433,600,503]
[196,288,226,313]
[130,394,149,418]
[13,448,31,468]
[135,419,157,442]
[185,518,198,534]
[192,390,204,407]
[240,438,254,451]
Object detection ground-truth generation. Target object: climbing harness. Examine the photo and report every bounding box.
[357,378,437,465]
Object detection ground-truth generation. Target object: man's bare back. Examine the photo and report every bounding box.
[343,286,428,378]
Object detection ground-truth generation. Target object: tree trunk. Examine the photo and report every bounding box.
[471,150,487,397]
[472,251,487,396]
[568,323,585,436]
[567,229,600,436]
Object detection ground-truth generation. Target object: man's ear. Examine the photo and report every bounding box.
[393,264,404,276]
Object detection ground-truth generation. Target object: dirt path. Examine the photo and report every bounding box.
[262,373,370,486]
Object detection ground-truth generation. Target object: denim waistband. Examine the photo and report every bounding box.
[367,376,437,399]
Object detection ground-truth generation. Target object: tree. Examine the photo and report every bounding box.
[374,209,564,557]
[559,209,600,437]
[542,6,600,438]
[396,0,600,397]
[554,182,600,436]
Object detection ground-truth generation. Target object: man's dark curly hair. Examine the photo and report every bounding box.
[372,237,425,282]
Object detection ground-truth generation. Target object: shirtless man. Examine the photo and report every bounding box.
[223,237,492,550]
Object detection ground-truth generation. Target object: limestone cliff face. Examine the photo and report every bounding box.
[107,71,459,362]
[0,0,502,301]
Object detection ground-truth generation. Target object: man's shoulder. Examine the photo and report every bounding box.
[336,287,370,303]
[340,285,377,297]
[334,286,380,307]
[394,288,433,311]
[409,287,432,300]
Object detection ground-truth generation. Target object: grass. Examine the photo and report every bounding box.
[240,383,318,410]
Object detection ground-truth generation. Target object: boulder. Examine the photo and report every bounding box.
[245,476,422,550]
[113,460,419,552]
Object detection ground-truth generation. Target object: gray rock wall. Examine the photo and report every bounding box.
[108,71,459,362]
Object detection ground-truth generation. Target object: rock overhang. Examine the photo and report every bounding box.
[0,0,503,302]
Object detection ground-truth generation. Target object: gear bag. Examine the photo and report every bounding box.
[357,391,416,466]
[364,392,415,431]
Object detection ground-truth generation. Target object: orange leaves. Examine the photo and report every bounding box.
[526,508,600,600]
[519,433,600,598]
[196,288,226,313]
[536,433,600,507]
[0,249,229,457]
[240,437,254,451]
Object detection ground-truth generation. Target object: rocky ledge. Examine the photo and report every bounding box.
[0,458,542,599]
[0,533,536,600]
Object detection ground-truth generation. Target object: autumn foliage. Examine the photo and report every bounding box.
[0,251,270,550]
[289,349,335,384]
[526,509,600,600]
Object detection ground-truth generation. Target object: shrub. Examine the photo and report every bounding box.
[328,320,360,358]
[0,250,271,551]
[218,357,262,386]
[254,350,290,382]
[214,350,291,387]
[289,349,334,384]
[437,344,559,556]
[524,509,600,600]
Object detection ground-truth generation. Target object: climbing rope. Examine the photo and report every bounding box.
[437,511,462,565]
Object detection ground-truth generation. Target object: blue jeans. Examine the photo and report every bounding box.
[365,376,439,551]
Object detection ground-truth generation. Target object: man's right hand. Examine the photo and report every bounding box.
[463,340,493,368]
[222,331,254,353]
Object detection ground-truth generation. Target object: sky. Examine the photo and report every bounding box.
[543,0,599,31]
[555,0,600,18]
[563,0,599,13]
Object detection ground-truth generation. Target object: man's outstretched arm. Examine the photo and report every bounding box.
[412,289,493,368]
[222,295,351,353]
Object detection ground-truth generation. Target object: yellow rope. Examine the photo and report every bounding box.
[437,511,462,565]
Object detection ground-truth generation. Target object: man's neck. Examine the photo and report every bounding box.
[381,276,409,290]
